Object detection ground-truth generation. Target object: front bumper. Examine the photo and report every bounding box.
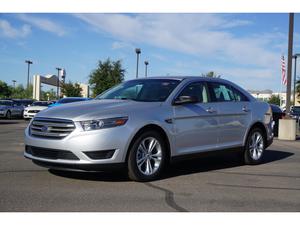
[24,122,133,170]
[23,112,36,119]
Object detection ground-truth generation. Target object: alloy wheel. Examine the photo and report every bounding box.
[136,137,162,176]
[248,131,264,160]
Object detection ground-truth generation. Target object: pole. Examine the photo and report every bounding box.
[144,61,149,77]
[293,56,297,106]
[286,13,294,115]
[135,48,141,79]
[25,60,33,89]
[145,64,147,77]
[136,54,139,78]
[56,67,61,99]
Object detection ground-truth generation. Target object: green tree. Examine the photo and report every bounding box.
[296,79,300,103]
[61,81,82,97]
[0,80,12,98]
[10,84,33,99]
[89,58,125,97]
[202,71,221,78]
[268,95,280,106]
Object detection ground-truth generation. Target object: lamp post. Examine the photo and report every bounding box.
[144,61,149,77]
[56,67,62,99]
[12,80,16,88]
[292,53,300,106]
[135,48,141,78]
[25,60,33,89]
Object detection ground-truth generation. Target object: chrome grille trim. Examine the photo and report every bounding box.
[30,117,75,139]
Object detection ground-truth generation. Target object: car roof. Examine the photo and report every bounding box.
[134,76,230,82]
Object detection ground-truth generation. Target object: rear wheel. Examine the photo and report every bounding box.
[244,128,265,164]
[6,111,11,119]
[128,131,167,182]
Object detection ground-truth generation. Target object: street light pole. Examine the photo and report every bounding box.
[12,80,16,88]
[286,13,294,115]
[144,61,149,77]
[56,67,62,99]
[135,48,141,78]
[25,60,33,89]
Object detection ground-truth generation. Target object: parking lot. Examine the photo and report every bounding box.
[0,119,299,212]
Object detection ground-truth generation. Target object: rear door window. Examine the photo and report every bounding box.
[208,82,235,102]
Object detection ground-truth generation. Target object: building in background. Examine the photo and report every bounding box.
[80,83,90,98]
[248,90,300,108]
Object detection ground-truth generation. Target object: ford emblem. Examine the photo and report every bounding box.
[41,125,48,132]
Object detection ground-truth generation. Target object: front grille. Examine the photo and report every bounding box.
[25,145,79,160]
[83,150,115,160]
[28,110,40,113]
[30,117,75,139]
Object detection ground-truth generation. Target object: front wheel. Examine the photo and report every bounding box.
[244,128,265,165]
[127,131,167,182]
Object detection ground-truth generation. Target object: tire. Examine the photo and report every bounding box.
[6,111,11,119]
[244,128,265,165]
[127,130,167,182]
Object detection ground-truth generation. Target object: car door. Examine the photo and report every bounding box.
[11,102,22,116]
[172,81,219,156]
[208,82,251,148]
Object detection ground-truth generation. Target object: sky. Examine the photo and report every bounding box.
[0,13,300,92]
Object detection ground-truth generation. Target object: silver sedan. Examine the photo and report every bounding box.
[24,77,273,181]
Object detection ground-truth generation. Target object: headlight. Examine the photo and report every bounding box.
[80,116,128,131]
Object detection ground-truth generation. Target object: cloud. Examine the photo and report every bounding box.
[74,14,281,69]
[111,41,132,50]
[18,14,66,36]
[0,19,31,38]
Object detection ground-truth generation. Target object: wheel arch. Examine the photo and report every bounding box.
[125,124,172,163]
[243,121,268,146]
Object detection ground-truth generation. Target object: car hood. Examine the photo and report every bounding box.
[37,99,162,121]
[25,106,48,111]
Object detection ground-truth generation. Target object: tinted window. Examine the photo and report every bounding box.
[178,82,209,103]
[96,79,180,102]
[208,82,235,102]
[0,100,12,106]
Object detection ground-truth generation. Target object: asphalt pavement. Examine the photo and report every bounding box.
[0,119,299,212]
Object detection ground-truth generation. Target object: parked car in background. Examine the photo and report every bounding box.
[24,77,273,181]
[48,97,92,107]
[23,101,52,120]
[290,106,300,122]
[13,99,34,107]
[269,104,285,137]
[0,99,24,119]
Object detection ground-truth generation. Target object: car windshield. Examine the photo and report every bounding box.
[96,79,181,102]
[292,107,300,114]
[32,101,49,106]
[0,100,12,106]
[58,98,86,104]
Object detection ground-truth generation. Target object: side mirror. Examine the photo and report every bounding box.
[173,95,199,105]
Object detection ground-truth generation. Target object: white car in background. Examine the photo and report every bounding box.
[23,101,52,120]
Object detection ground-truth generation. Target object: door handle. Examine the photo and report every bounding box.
[242,106,250,112]
[206,107,217,113]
